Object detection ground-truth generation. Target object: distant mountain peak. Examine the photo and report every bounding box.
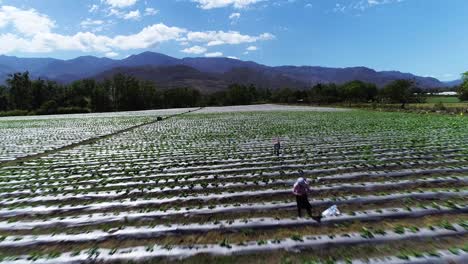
[0,51,449,89]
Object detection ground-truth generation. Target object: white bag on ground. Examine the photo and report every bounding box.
[321,205,340,218]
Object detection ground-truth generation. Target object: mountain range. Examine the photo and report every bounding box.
[0,52,459,91]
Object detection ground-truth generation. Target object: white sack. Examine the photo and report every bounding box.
[321,205,341,218]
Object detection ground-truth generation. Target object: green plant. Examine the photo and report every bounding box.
[448,247,460,255]
[394,225,405,234]
[360,227,374,239]
[291,235,303,242]
[397,253,409,260]
[220,238,232,249]
[438,221,456,231]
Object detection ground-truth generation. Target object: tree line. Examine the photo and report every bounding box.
[459,72,468,101]
[0,71,464,116]
[0,72,203,115]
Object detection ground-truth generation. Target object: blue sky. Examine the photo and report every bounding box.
[0,0,466,80]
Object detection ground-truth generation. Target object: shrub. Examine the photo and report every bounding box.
[37,100,58,115]
[0,109,30,117]
[433,102,446,111]
[56,107,91,114]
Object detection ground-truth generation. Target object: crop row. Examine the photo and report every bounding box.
[0,109,467,262]
[0,108,196,162]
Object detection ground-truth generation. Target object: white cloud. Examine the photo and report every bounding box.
[333,3,346,13]
[205,51,223,57]
[80,19,108,32]
[108,8,122,16]
[80,19,104,28]
[194,0,263,9]
[336,0,404,12]
[0,6,275,56]
[366,0,403,7]
[181,45,207,54]
[272,0,301,7]
[229,12,240,19]
[0,5,55,36]
[227,56,239,59]
[246,45,257,51]
[0,33,31,54]
[104,0,138,8]
[187,31,274,46]
[89,4,99,13]
[144,7,158,16]
[229,12,240,24]
[105,51,119,57]
[0,22,187,54]
[110,24,186,50]
[123,10,140,20]
[108,8,141,20]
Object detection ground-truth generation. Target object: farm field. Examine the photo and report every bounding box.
[425,96,461,104]
[0,108,197,162]
[0,105,467,263]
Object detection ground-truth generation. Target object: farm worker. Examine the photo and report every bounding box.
[274,138,281,156]
[292,177,322,223]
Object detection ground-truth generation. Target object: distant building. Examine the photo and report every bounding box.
[425,91,458,96]
[436,91,458,96]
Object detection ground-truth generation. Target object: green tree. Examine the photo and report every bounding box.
[308,83,340,104]
[226,84,255,105]
[140,81,158,109]
[7,72,32,110]
[31,79,59,110]
[459,72,468,101]
[112,73,126,110]
[126,76,143,111]
[272,87,296,103]
[0,85,9,111]
[379,79,416,109]
[110,74,143,111]
[162,87,200,108]
[206,91,227,106]
[66,80,92,109]
[37,100,58,115]
[341,80,378,103]
[91,83,112,112]
[257,88,272,102]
